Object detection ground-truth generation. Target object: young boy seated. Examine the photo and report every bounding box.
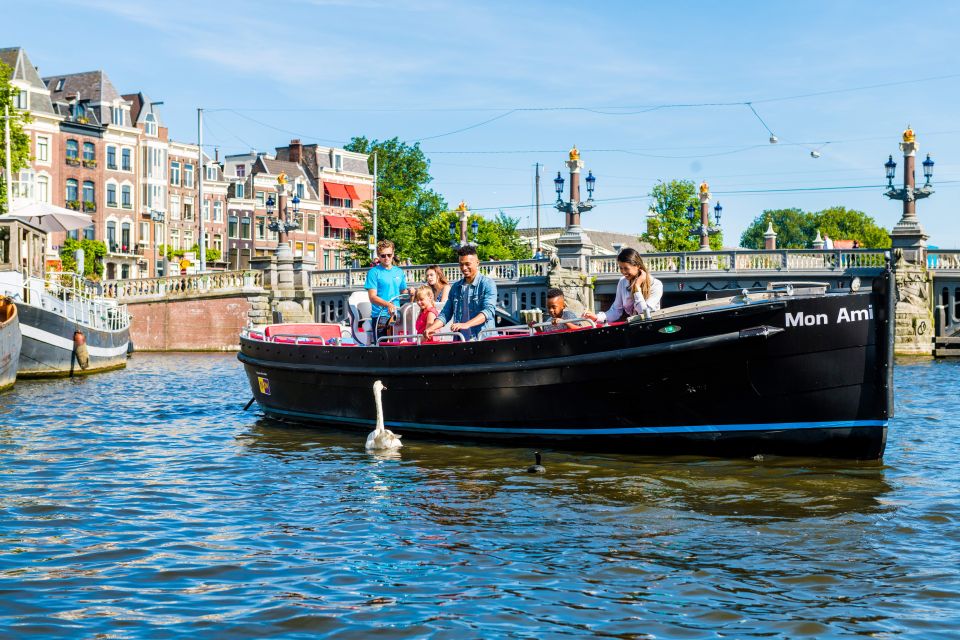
[541,288,583,332]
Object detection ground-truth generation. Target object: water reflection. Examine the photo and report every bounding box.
[242,420,893,520]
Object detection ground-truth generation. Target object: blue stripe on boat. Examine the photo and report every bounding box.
[259,406,887,435]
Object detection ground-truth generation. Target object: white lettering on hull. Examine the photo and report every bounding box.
[786,305,873,328]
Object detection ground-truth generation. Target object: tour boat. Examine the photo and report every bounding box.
[238,270,894,460]
[1,217,130,378]
[0,296,20,392]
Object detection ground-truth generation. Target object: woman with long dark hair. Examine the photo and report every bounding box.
[583,247,663,324]
[424,264,451,305]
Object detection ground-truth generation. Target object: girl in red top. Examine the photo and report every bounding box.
[414,285,440,335]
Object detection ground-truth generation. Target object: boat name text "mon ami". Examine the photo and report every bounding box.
[785,305,873,327]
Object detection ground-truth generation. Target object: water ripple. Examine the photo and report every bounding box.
[0,354,958,637]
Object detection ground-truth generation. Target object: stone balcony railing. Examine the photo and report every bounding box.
[927,250,960,271]
[101,270,263,300]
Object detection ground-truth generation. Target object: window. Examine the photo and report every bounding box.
[307,214,316,233]
[206,165,217,181]
[112,107,123,126]
[145,113,157,136]
[121,222,132,253]
[241,217,251,240]
[36,136,49,163]
[121,184,132,209]
[228,216,239,238]
[203,200,210,222]
[183,164,194,188]
[66,139,79,160]
[306,242,316,259]
[121,264,130,279]
[106,145,117,170]
[323,249,329,270]
[214,234,223,252]
[294,241,303,258]
[236,164,245,177]
[107,183,117,207]
[55,78,65,91]
[66,178,78,202]
[256,216,265,240]
[154,222,163,244]
[183,197,194,221]
[14,90,28,110]
[323,220,342,239]
[334,153,343,171]
[296,182,304,198]
[171,228,180,251]
[13,169,33,199]
[170,195,180,220]
[107,221,117,250]
[83,142,95,162]
[214,201,223,222]
[83,225,95,241]
[82,181,95,206]
[36,174,50,203]
[235,182,244,198]
[139,222,149,243]
[255,191,265,207]
[184,230,193,249]
[121,148,132,171]
[170,161,181,186]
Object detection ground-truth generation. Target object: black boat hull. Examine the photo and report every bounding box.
[240,278,894,459]
[16,303,129,378]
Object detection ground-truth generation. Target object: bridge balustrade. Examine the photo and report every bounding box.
[587,249,887,275]
[102,270,262,300]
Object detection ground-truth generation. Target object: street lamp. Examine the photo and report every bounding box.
[554,146,595,228]
[554,171,565,203]
[689,181,722,251]
[267,175,301,256]
[450,201,478,249]
[585,170,596,199]
[471,218,479,243]
[713,201,723,225]
[884,126,934,255]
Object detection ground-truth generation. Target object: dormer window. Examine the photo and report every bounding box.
[14,90,28,110]
[55,78,65,91]
[145,113,157,136]
[112,107,124,126]
[296,182,304,198]
[334,153,343,171]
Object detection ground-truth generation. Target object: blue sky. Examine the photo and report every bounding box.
[9,0,960,246]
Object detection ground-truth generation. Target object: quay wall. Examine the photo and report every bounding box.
[125,292,259,352]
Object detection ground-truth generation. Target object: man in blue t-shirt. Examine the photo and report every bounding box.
[364,239,408,340]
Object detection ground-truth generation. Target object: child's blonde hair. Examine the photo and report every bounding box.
[415,285,435,302]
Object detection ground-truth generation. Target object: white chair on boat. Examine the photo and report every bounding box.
[347,291,373,346]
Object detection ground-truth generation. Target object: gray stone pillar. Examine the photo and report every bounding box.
[893,249,934,356]
[546,258,594,315]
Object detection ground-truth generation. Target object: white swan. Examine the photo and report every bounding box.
[365,380,403,451]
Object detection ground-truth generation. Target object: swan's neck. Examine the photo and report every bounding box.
[374,386,384,433]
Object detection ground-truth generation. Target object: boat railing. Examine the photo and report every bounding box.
[478,325,536,340]
[531,317,598,331]
[25,271,132,333]
[376,331,467,346]
[310,259,551,289]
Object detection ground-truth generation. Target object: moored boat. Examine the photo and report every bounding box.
[239,271,894,460]
[1,217,130,378]
[0,296,21,392]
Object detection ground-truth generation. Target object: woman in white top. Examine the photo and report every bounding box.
[583,248,663,324]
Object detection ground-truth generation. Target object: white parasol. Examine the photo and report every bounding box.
[3,198,94,233]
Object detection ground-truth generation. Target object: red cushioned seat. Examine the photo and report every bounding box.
[264,323,343,342]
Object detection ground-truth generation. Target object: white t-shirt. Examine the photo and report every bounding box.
[596,275,663,323]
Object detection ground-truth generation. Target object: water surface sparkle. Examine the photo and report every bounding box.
[1,354,958,638]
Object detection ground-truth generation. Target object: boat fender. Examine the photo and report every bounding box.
[73,330,90,370]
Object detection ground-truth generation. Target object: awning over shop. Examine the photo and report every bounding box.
[324,215,350,229]
[323,183,351,199]
[344,184,360,201]
[345,217,363,230]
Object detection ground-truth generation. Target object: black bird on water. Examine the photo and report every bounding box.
[527,451,546,473]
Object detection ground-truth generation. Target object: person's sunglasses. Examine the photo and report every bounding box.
[379,253,394,258]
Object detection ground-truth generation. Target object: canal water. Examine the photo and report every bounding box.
[0,354,958,639]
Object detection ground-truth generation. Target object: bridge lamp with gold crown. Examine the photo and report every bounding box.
[884,125,935,256]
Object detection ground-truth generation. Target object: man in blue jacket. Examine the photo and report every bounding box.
[424,245,498,341]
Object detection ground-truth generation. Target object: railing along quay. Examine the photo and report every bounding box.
[101,270,262,299]
[309,259,550,289]
[588,249,888,275]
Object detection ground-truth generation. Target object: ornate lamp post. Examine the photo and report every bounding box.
[449,201,479,248]
[553,146,596,270]
[265,173,302,258]
[885,126,934,259]
[687,181,722,251]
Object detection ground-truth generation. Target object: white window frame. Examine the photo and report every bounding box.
[105,178,119,208]
[36,135,50,164]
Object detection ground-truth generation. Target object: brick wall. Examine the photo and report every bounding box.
[126,294,252,351]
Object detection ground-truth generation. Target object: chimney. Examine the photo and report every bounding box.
[289,139,303,164]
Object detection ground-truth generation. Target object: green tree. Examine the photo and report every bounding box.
[813,206,891,248]
[740,208,815,249]
[641,179,723,252]
[740,206,890,249]
[0,61,33,213]
[419,210,529,263]
[59,238,107,279]
[343,136,447,263]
